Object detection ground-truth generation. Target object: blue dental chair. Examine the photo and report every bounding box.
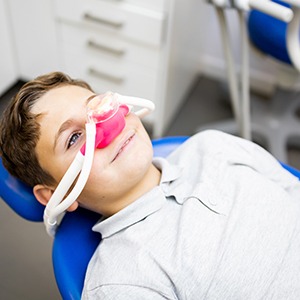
[0,136,188,299]
[1,135,300,299]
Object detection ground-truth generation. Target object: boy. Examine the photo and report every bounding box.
[1,72,300,299]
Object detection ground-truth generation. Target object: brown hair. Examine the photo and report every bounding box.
[0,71,93,187]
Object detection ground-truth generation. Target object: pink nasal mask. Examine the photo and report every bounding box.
[80,92,129,155]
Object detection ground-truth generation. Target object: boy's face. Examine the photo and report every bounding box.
[32,85,156,215]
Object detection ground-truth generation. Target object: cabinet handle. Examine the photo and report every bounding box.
[88,67,124,84]
[87,40,125,56]
[83,13,124,29]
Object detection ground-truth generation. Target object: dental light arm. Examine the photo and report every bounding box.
[44,92,155,237]
[246,0,293,22]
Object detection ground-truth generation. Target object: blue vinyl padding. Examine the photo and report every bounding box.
[0,157,44,221]
[248,0,292,65]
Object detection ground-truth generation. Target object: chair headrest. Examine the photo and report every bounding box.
[0,157,44,221]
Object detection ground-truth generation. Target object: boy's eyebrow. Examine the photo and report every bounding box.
[85,94,97,105]
[53,119,76,151]
[53,94,97,151]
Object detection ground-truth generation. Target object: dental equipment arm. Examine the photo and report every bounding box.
[214,7,245,137]
[208,0,297,140]
[287,5,300,72]
[211,0,294,21]
[245,0,300,72]
[247,0,293,22]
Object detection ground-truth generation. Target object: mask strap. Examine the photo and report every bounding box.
[117,94,155,118]
[44,123,96,237]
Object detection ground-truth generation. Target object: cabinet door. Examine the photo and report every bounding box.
[55,0,166,47]
[0,0,17,95]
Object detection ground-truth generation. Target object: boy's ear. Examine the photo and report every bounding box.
[33,184,53,206]
[33,184,79,212]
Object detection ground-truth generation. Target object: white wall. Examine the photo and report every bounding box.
[0,0,18,95]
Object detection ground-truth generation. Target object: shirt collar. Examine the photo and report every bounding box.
[156,157,193,204]
[154,157,182,185]
[92,158,183,238]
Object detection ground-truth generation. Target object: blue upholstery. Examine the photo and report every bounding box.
[0,157,44,221]
[1,135,299,299]
[248,0,292,65]
[53,208,101,300]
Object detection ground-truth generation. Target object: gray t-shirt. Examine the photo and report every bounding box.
[82,130,300,299]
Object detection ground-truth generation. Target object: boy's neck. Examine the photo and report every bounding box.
[101,163,161,217]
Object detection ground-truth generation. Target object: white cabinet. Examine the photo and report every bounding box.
[7,0,59,80]
[54,0,202,136]
[0,0,17,95]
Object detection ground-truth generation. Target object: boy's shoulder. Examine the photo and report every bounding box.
[190,129,241,144]
[166,129,254,167]
[166,130,230,162]
[175,129,241,153]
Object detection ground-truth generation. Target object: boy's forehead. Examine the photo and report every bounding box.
[32,85,94,115]
[34,86,93,158]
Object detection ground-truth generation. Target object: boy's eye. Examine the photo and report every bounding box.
[67,132,82,149]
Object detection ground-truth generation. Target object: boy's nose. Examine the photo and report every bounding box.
[80,104,129,155]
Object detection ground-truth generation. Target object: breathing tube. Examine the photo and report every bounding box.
[44,91,155,236]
